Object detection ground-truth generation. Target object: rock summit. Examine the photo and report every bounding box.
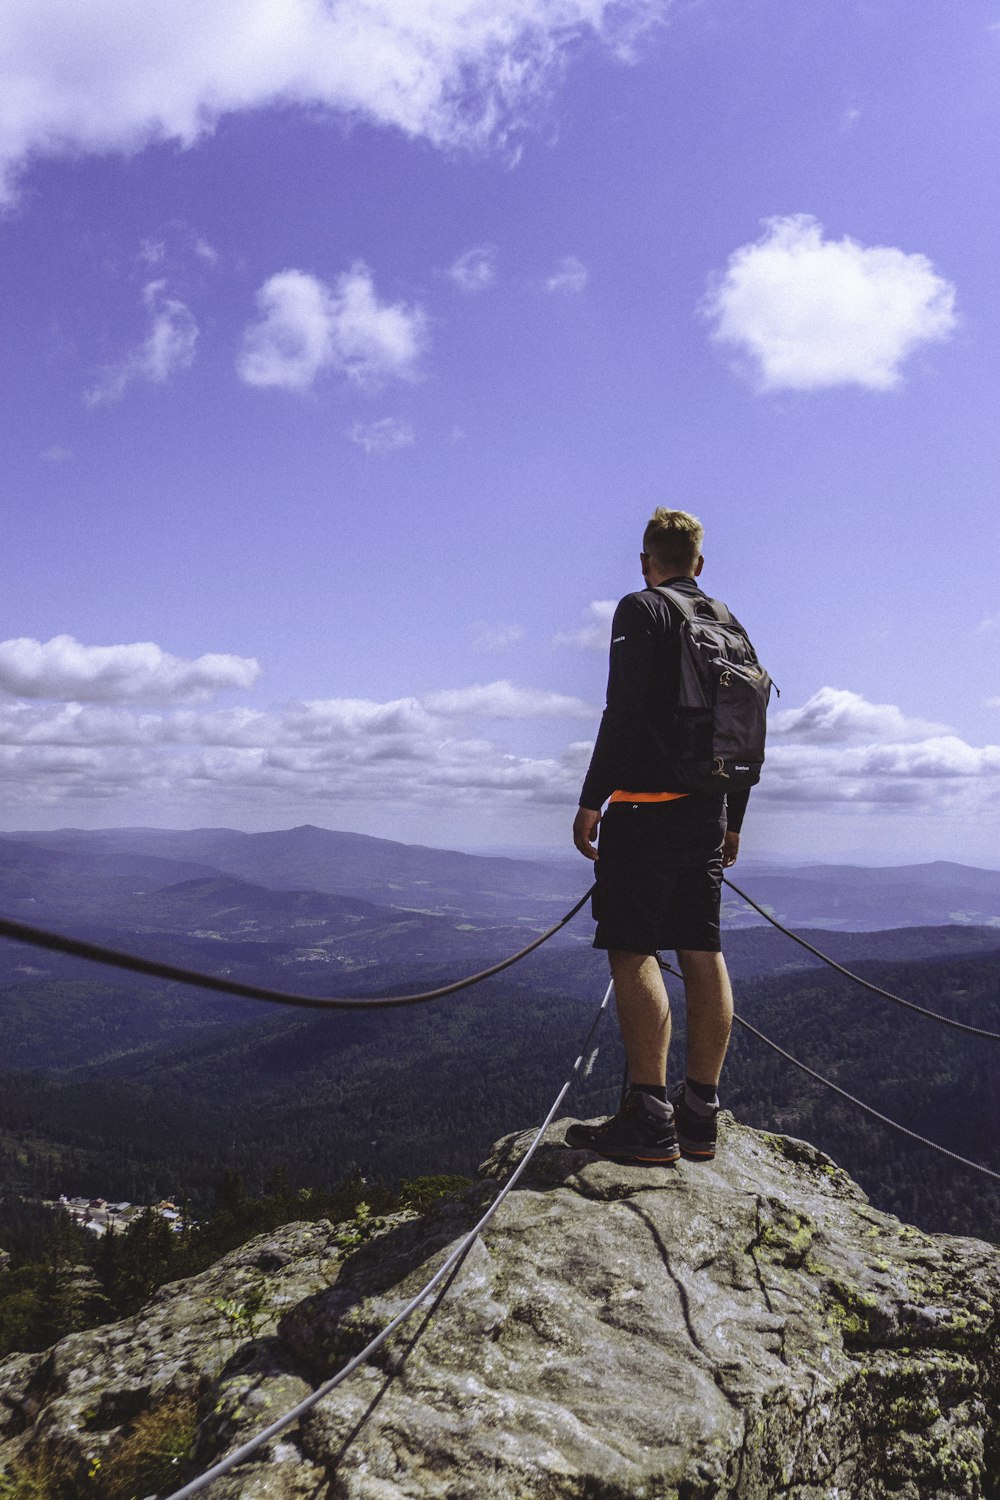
[1,1114,997,1498]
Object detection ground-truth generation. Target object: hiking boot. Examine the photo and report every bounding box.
[565,1088,680,1165]
[670,1082,719,1161]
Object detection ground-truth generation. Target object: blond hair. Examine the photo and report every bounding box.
[642,508,704,573]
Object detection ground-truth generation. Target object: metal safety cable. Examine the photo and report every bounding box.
[733,1011,1000,1184]
[0,888,594,1012]
[656,955,1000,1183]
[163,978,615,1500]
[723,877,1000,1041]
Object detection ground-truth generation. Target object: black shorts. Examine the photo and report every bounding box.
[592,796,726,956]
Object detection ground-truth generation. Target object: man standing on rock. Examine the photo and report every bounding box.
[568,507,763,1166]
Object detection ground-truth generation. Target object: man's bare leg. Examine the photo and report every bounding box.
[608,950,671,1087]
[677,949,733,1088]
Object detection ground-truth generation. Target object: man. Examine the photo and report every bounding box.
[567,507,752,1166]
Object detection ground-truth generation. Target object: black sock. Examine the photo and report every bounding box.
[632,1083,667,1103]
[685,1076,718,1103]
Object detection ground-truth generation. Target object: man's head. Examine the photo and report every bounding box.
[641,507,704,584]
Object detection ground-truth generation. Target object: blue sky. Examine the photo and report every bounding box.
[2,0,999,864]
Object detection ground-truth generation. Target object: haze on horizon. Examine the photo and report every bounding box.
[2,1,999,868]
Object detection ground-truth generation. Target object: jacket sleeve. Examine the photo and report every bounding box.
[725,784,751,834]
[579,595,658,809]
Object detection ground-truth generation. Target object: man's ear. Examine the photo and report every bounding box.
[694,554,705,577]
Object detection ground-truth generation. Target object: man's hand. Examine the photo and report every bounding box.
[573,806,601,861]
[722,830,740,868]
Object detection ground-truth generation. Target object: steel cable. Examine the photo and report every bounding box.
[0,888,594,1011]
[655,956,1000,1182]
[723,876,1000,1040]
[731,1011,1000,1183]
[163,978,615,1500]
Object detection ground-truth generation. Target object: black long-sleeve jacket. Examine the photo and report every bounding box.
[579,576,751,833]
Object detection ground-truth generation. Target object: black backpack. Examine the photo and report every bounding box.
[654,584,774,793]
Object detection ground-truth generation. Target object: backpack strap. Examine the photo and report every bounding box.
[653,583,732,627]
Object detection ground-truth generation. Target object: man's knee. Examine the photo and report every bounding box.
[677,948,727,975]
[677,949,733,1002]
[609,948,657,973]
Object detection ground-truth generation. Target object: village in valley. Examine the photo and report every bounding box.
[48,1195,188,1237]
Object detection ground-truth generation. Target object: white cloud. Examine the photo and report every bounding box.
[470,621,525,652]
[704,215,957,392]
[285,696,436,744]
[0,680,590,815]
[447,245,497,292]
[0,636,260,704]
[545,254,588,293]
[0,1,666,202]
[3,672,999,825]
[0,702,273,749]
[85,280,199,405]
[762,737,1000,808]
[555,600,616,650]
[40,445,72,463]
[238,265,427,392]
[423,681,593,718]
[757,687,1000,810]
[771,687,952,745]
[349,417,415,453]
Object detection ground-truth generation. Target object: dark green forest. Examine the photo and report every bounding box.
[1,942,997,1241]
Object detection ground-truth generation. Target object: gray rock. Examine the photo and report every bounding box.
[0,1218,341,1484]
[0,1117,997,1499]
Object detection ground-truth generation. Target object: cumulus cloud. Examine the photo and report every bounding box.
[545,254,588,293]
[285,696,437,744]
[0,679,592,815]
[349,417,415,453]
[0,1,666,202]
[0,636,260,704]
[85,281,198,405]
[763,737,1000,808]
[555,600,617,650]
[758,686,999,810]
[238,265,427,392]
[447,245,497,292]
[771,687,952,745]
[704,215,957,392]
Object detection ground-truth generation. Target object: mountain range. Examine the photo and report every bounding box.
[5,823,1000,929]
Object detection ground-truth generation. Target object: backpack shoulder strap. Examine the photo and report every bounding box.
[653,583,732,626]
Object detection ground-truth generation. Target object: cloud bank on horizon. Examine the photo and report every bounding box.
[1,637,996,828]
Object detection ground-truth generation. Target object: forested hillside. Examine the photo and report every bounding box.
[0,938,996,1244]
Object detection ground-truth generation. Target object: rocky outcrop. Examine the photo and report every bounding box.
[0,1115,997,1498]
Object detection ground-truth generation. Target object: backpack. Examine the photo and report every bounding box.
[654,584,774,793]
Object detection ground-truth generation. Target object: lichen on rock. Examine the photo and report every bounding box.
[0,1116,996,1498]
